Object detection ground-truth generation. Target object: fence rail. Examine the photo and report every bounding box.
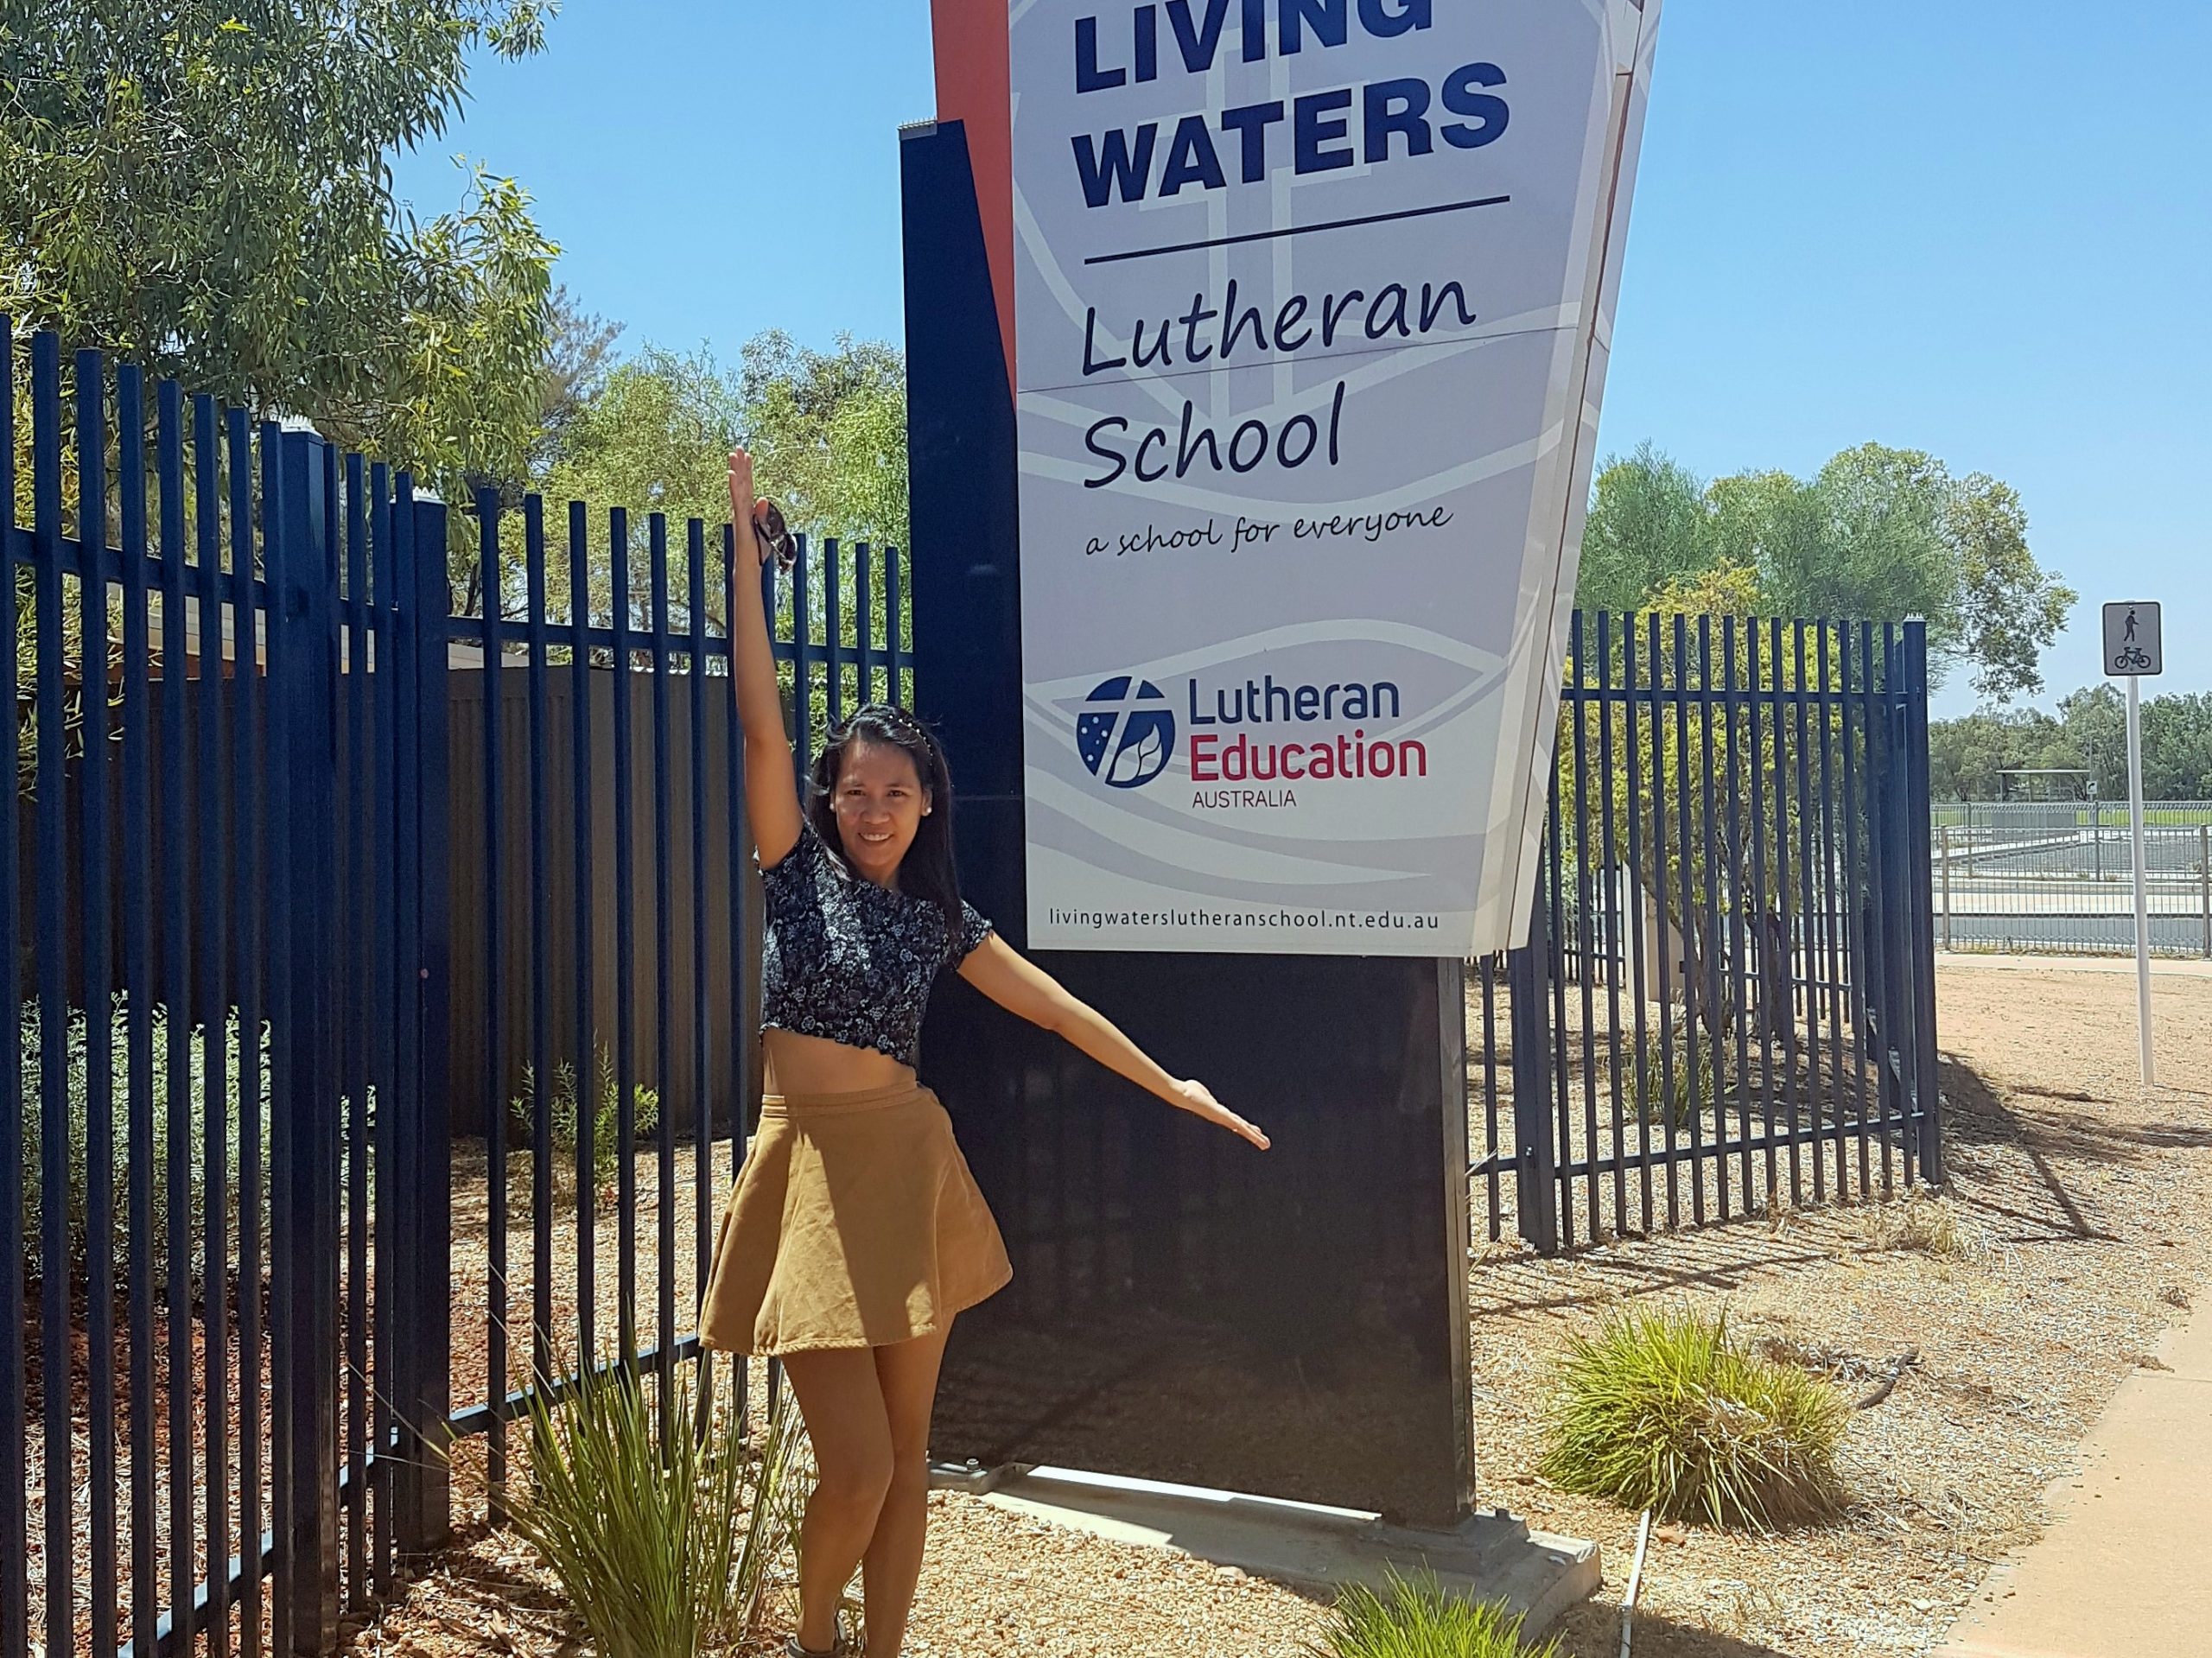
[1932,799,2212,831]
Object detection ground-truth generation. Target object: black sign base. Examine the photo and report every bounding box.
[901,118,1475,1528]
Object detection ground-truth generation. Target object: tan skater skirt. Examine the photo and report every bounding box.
[696,1081,1013,1356]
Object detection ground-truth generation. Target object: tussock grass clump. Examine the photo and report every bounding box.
[1853,1189,1998,1265]
[1631,1051,1725,1132]
[1540,1305,1848,1531]
[501,1357,810,1658]
[1317,1571,1560,1658]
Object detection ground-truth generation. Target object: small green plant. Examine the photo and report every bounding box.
[513,1045,661,1203]
[499,1355,811,1658]
[1541,1305,1847,1531]
[1633,1049,1726,1131]
[18,995,276,1280]
[1316,1571,1559,1658]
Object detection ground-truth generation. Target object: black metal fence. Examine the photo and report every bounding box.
[3,324,454,1658]
[5,323,1936,1656]
[435,492,911,1538]
[2,325,906,1658]
[1471,611,1940,1252]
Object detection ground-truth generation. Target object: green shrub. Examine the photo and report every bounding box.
[501,1356,811,1658]
[17,996,276,1280]
[512,1045,661,1202]
[1540,1305,1847,1530]
[1633,1050,1726,1131]
[1316,1571,1559,1658]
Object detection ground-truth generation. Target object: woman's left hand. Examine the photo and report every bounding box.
[1172,1080,1269,1150]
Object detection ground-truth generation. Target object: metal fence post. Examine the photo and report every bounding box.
[2201,824,2209,959]
[390,496,454,1557]
[416,499,456,1548]
[1901,624,1943,1185]
[272,433,341,1652]
[1940,824,1952,952]
[1507,900,1558,1255]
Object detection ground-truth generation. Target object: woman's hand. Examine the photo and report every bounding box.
[727,448,766,568]
[721,443,803,862]
[1172,1079,1269,1150]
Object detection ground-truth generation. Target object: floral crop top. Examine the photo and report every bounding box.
[760,821,995,1068]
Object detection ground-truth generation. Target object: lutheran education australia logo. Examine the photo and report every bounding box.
[1076,671,1430,810]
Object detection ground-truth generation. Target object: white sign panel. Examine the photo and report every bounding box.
[2102,600,2162,677]
[1011,0,1662,956]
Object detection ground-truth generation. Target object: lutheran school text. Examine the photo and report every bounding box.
[1077,276,1479,490]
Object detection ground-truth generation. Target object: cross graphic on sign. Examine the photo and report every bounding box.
[1080,679,1174,786]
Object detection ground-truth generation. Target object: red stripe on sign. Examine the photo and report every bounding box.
[931,0,1016,391]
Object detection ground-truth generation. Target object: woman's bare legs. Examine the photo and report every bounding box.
[781,1348,893,1653]
[860,1323,953,1656]
[780,1323,952,1656]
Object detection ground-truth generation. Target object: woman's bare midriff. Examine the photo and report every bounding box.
[762,1026,917,1098]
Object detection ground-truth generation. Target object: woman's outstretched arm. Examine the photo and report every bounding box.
[725,448,802,866]
[957,936,1270,1150]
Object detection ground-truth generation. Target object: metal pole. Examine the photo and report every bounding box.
[2127,675,2153,1088]
[1940,824,1953,951]
[2200,823,2209,960]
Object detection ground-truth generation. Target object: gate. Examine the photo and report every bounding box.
[1471,611,1941,1253]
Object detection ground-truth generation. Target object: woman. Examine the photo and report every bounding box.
[699,449,1269,1658]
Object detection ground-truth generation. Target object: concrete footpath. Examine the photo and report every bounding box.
[1934,1302,2212,1658]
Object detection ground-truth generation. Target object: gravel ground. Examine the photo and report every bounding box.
[346,960,2212,1658]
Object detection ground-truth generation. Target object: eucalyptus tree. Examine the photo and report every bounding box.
[2,0,560,501]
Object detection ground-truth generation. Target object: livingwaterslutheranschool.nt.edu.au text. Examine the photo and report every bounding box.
[1046,907,1442,933]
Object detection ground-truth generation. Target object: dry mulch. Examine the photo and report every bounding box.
[1503,961,2212,1657]
[349,962,2212,1657]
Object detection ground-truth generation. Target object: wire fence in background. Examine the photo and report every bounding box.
[1932,805,2212,958]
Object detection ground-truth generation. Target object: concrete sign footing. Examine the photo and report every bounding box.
[953,1464,1602,1635]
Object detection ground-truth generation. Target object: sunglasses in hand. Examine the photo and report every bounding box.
[753,499,797,572]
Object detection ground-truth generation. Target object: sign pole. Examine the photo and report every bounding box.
[2102,599,2162,1091]
[2126,671,2153,1088]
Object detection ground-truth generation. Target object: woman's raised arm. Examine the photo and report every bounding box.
[726,448,803,866]
[957,936,1269,1151]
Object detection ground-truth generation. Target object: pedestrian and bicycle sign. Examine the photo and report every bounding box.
[2103,600,2162,677]
[2099,597,2165,1087]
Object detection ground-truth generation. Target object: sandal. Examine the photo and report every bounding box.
[785,1638,855,1658]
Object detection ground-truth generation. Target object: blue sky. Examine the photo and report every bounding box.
[390,2,2211,717]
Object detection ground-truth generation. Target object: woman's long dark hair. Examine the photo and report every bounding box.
[807,704,966,943]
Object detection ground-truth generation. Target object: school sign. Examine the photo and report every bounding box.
[1006,0,1664,956]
